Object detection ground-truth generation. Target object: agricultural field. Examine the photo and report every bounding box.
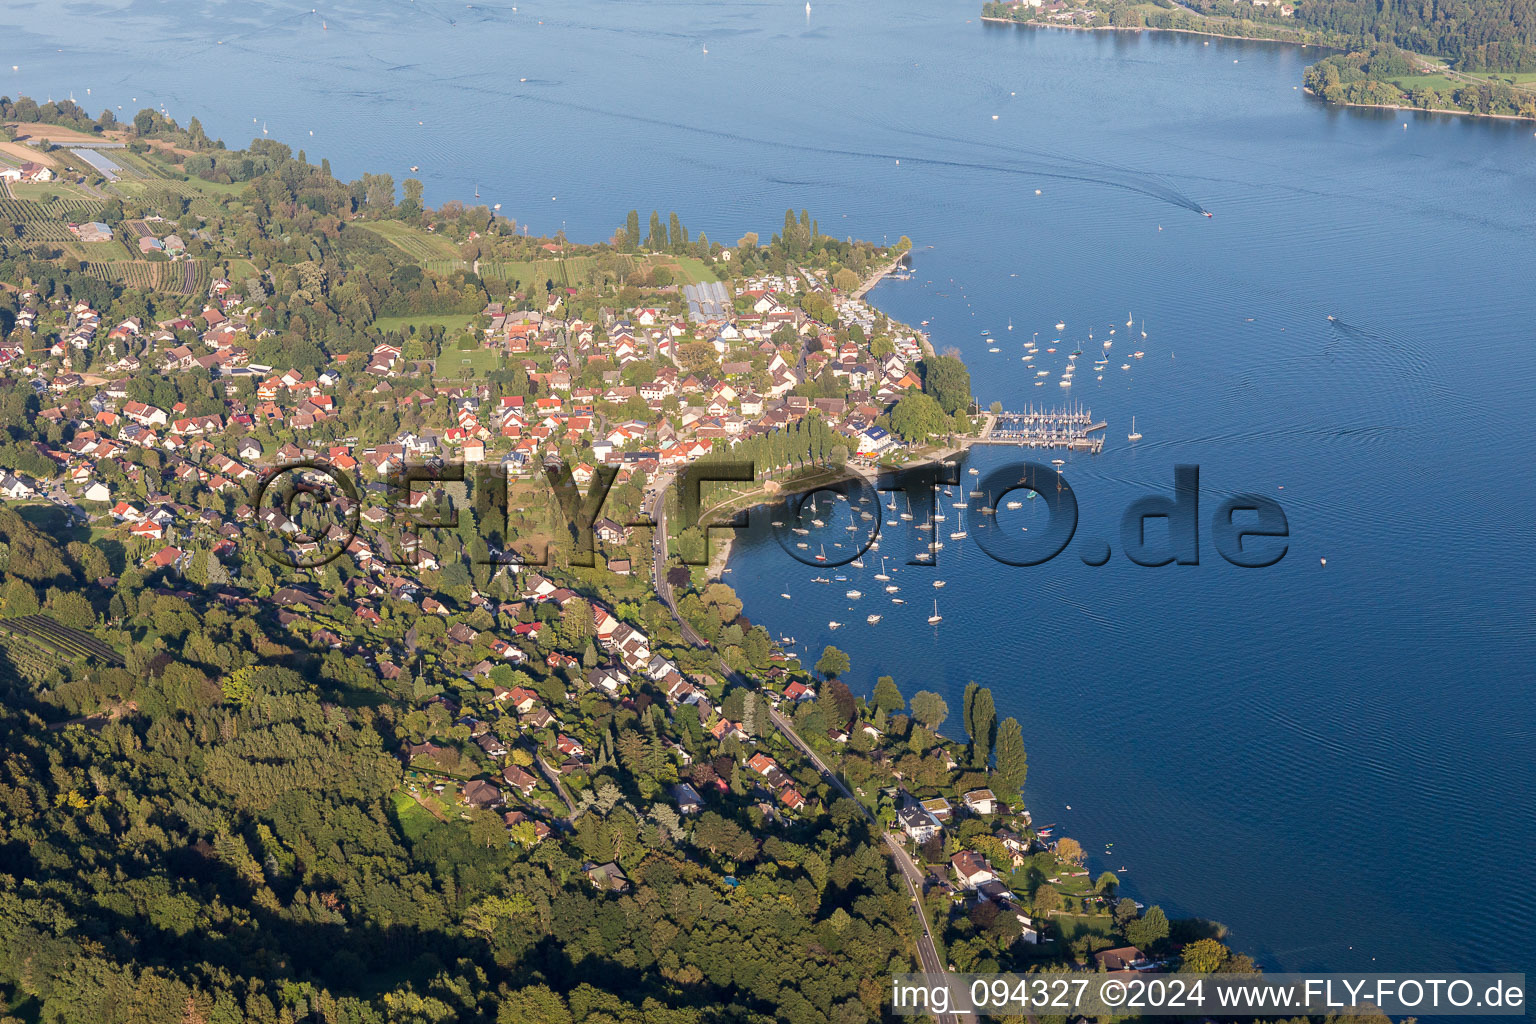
[82,261,164,290]
[0,194,105,241]
[0,614,123,666]
[423,258,469,275]
[9,180,99,203]
[357,220,463,260]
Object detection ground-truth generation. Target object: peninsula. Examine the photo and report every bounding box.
[0,96,1258,1022]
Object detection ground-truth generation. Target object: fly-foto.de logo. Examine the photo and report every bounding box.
[249,459,1288,571]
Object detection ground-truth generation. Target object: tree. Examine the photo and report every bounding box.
[398,178,425,222]
[994,717,1027,795]
[888,392,947,443]
[1114,897,1140,928]
[1180,938,1230,973]
[826,678,857,726]
[815,645,850,679]
[908,690,948,730]
[1054,837,1084,867]
[1125,905,1170,951]
[625,210,641,252]
[922,354,973,415]
[832,267,860,293]
[1033,883,1063,917]
[872,675,904,714]
[962,683,996,768]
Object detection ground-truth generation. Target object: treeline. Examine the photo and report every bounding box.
[1287,0,1536,71]
[1306,44,1536,117]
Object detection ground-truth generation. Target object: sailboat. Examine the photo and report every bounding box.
[1127,417,1142,442]
[899,494,914,521]
[928,599,942,625]
[874,557,891,582]
[815,544,828,563]
[1126,313,1134,327]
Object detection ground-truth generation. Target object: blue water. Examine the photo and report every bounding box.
[9,0,1536,983]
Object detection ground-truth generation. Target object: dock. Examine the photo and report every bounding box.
[973,403,1106,453]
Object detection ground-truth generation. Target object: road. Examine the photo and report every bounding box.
[647,478,966,1024]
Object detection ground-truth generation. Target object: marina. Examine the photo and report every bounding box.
[977,403,1107,453]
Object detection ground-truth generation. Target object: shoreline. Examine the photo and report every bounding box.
[1301,85,1536,123]
[979,15,1321,47]
[983,15,1536,125]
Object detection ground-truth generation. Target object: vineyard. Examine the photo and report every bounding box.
[0,195,106,241]
[357,221,464,261]
[80,258,209,294]
[0,614,123,666]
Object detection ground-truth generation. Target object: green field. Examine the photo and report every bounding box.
[1386,73,1459,92]
[373,313,475,336]
[436,345,503,378]
[357,220,463,260]
[9,180,98,203]
[391,790,441,842]
[668,255,721,285]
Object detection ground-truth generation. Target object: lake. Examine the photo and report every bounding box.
[9,0,1536,981]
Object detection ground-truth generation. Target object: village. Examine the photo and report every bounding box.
[0,105,1233,1013]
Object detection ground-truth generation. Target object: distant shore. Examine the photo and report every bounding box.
[979,15,1317,47]
[981,14,1536,125]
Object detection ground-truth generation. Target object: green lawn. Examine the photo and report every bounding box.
[391,790,441,842]
[373,313,475,336]
[1054,913,1118,945]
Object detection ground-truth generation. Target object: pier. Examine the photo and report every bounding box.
[974,403,1106,453]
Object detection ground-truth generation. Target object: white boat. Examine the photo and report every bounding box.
[781,593,792,599]
[850,558,864,568]
[950,530,967,539]
[969,467,979,476]
[812,519,825,528]
[1055,321,1065,331]
[1127,313,1134,327]
[1059,379,1071,387]
[1006,501,1023,510]
[874,557,891,581]
[953,501,967,508]
[933,580,946,588]
[793,527,809,535]
[866,614,882,625]
[891,597,905,604]
[885,584,899,593]
[1134,350,1144,359]
[846,589,862,599]
[813,576,830,584]
[828,620,840,630]
[928,599,942,624]
[1127,416,1142,442]
[1121,363,1131,370]
[772,520,784,527]
[796,542,809,549]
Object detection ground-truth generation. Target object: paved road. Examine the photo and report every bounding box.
[647,478,965,1024]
